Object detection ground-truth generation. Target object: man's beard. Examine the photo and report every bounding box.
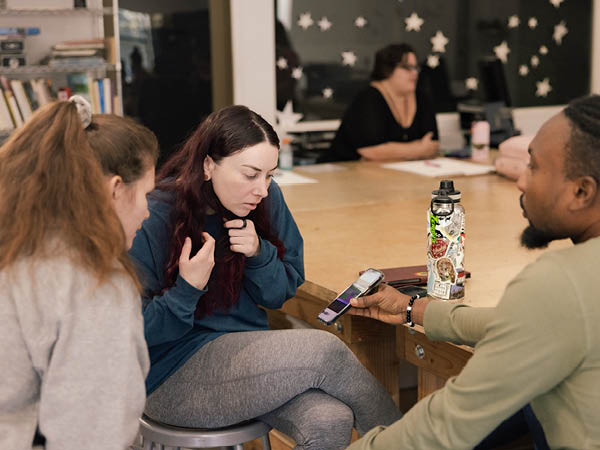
[519,194,555,249]
[520,225,554,249]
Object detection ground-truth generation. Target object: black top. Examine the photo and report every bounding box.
[328,86,439,162]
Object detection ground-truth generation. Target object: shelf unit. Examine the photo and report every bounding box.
[0,0,122,120]
[0,63,114,74]
[0,8,106,16]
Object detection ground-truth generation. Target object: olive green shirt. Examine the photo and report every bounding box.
[349,237,600,449]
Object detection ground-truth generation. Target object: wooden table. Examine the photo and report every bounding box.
[272,161,569,404]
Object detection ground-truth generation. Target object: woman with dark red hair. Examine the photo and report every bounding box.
[129,105,401,449]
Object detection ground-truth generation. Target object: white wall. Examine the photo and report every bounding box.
[230,0,276,124]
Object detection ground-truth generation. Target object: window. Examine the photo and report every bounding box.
[275,0,592,120]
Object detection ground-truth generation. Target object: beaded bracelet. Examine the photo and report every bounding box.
[405,294,422,327]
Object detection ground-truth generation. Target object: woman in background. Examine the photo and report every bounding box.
[0,97,158,450]
[130,105,402,450]
[329,43,439,162]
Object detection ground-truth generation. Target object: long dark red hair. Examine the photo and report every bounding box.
[156,105,285,318]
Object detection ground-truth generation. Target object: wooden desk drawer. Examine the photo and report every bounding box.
[403,327,473,379]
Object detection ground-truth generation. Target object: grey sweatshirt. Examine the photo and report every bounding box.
[0,253,149,450]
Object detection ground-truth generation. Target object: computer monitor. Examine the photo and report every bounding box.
[478,56,511,107]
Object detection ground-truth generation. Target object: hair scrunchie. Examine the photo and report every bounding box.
[68,95,92,129]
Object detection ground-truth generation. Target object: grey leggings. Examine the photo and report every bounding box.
[145,329,402,450]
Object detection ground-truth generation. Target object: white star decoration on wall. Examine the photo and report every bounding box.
[426,54,439,68]
[465,77,478,90]
[536,78,552,97]
[276,100,303,128]
[318,17,332,31]
[553,21,568,44]
[430,31,449,53]
[519,65,529,76]
[531,55,540,67]
[405,12,424,32]
[297,12,313,30]
[528,17,538,29]
[291,67,303,80]
[493,41,510,63]
[280,3,580,109]
[341,51,357,66]
[276,57,288,70]
[354,16,368,28]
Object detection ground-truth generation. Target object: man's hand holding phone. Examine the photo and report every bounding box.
[350,284,431,326]
[349,284,409,325]
[316,268,384,325]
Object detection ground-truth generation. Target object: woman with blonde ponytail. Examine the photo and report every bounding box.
[0,97,158,450]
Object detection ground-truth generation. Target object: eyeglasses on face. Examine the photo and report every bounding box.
[397,63,420,73]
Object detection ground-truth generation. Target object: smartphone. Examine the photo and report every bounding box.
[394,285,428,298]
[317,268,385,326]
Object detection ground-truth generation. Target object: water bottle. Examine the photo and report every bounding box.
[471,120,490,162]
[279,137,293,170]
[426,180,466,300]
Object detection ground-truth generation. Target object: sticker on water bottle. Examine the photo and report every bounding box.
[427,208,465,300]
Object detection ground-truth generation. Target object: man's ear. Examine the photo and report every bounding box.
[106,174,124,201]
[203,155,215,181]
[571,175,598,211]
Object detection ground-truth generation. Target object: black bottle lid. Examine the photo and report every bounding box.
[432,179,461,201]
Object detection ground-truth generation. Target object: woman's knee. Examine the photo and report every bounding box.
[264,390,354,450]
[299,401,354,450]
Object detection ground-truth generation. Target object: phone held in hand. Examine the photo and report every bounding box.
[394,285,428,298]
[317,268,385,326]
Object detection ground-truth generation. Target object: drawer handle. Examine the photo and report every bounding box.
[335,322,343,333]
[415,344,425,360]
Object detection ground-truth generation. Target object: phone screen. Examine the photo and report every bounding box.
[330,285,362,312]
[359,269,382,285]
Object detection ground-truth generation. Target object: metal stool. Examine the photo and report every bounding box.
[139,414,272,450]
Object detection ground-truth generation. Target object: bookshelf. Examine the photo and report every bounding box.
[0,0,123,137]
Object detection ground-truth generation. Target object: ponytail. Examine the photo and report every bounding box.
[0,101,139,288]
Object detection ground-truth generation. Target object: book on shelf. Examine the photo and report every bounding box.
[51,49,104,58]
[0,28,40,36]
[22,80,39,111]
[3,89,23,128]
[10,79,33,121]
[0,89,15,131]
[0,77,23,127]
[47,56,105,68]
[30,78,53,106]
[66,72,113,113]
[92,78,101,114]
[102,77,112,114]
[67,71,92,103]
[53,39,105,51]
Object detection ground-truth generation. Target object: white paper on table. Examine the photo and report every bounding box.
[273,169,318,185]
[382,158,496,177]
[295,163,346,174]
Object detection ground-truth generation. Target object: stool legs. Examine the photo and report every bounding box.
[261,434,272,450]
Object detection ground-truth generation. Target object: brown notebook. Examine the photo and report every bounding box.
[365,265,471,288]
